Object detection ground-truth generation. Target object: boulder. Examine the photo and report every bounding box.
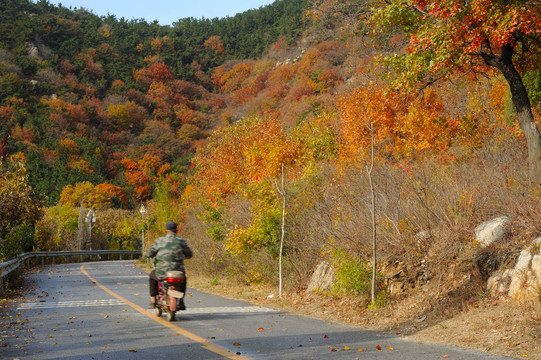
[474,216,511,248]
[488,238,541,303]
[306,261,335,293]
[487,269,514,294]
[508,249,533,302]
[531,255,541,286]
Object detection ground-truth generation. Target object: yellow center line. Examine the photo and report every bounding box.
[80,265,251,360]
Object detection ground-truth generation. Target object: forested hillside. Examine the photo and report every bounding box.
[1,2,541,354]
[0,0,308,255]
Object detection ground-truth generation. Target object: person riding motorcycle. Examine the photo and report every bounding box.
[145,221,193,309]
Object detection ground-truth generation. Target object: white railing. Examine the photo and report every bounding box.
[0,250,142,281]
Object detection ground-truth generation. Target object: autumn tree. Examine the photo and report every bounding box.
[189,117,302,260]
[120,154,170,202]
[134,62,174,89]
[0,153,43,259]
[339,84,463,162]
[372,0,541,179]
[59,181,111,210]
[204,35,225,55]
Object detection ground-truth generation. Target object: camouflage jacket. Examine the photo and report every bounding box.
[145,232,193,280]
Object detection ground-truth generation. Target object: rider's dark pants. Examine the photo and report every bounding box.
[149,270,187,297]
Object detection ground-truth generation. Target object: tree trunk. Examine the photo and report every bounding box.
[366,123,377,305]
[276,164,286,298]
[482,45,541,181]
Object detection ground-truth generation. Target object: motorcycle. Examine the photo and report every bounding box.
[153,270,185,321]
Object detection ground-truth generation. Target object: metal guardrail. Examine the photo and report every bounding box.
[0,250,142,280]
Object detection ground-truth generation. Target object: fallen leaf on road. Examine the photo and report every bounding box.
[343,346,350,350]
[233,342,240,346]
[129,348,137,352]
[324,334,328,338]
[357,348,364,351]
[376,345,382,351]
[258,328,264,331]
[387,346,394,350]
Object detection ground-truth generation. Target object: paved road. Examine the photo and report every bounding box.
[1,261,514,360]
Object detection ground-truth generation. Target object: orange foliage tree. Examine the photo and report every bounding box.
[189,116,304,257]
[120,154,170,201]
[59,181,110,210]
[339,85,464,161]
[192,117,301,199]
[373,0,541,178]
[204,35,225,55]
[134,62,174,88]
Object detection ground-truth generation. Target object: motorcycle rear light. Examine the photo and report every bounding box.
[166,277,184,283]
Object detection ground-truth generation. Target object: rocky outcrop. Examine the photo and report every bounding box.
[487,238,541,303]
[26,41,53,61]
[306,261,335,293]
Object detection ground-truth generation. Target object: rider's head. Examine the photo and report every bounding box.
[165,221,178,233]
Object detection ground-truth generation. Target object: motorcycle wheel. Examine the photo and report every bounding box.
[166,310,175,322]
[154,307,162,317]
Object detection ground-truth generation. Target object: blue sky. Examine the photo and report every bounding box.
[38,1,278,25]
